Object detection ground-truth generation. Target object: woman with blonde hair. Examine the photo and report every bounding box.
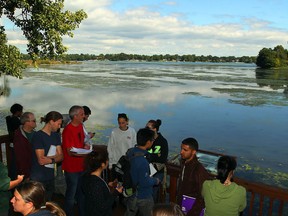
[11,181,65,216]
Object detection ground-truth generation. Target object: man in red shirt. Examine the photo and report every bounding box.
[62,105,90,216]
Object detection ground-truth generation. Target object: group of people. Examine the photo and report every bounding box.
[177,138,246,216]
[1,103,247,216]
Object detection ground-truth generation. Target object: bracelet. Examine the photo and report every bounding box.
[50,158,55,164]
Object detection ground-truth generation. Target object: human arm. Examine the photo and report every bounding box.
[51,133,63,162]
[108,181,123,194]
[48,145,63,163]
[35,149,54,165]
[131,128,137,148]
[107,131,115,169]
[88,132,95,138]
[133,158,159,188]
[9,175,24,190]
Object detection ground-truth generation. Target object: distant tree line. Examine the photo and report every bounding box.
[21,44,288,70]
[256,45,288,68]
[22,53,256,63]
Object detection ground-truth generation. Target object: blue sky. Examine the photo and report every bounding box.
[1,0,288,56]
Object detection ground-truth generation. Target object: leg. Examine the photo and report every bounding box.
[152,172,164,203]
[76,172,85,216]
[137,197,154,216]
[64,172,79,216]
[42,179,55,201]
[124,196,138,216]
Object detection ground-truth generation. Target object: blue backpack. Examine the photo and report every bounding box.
[112,148,147,197]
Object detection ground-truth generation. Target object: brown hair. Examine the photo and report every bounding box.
[147,119,162,131]
[118,113,129,121]
[15,181,65,216]
[43,111,63,123]
[85,150,109,174]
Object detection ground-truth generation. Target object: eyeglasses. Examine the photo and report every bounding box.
[29,119,36,123]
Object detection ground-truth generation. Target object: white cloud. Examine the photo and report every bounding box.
[2,0,288,56]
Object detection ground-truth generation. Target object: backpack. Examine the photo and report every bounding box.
[112,148,146,197]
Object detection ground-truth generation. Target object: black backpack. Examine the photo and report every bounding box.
[112,148,146,197]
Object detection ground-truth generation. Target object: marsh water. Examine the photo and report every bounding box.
[0,61,287,188]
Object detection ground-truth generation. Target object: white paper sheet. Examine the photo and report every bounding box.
[45,145,56,168]
[70,147,92,154]
[149,163,157,176]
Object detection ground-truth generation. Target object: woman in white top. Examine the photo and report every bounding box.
[107,113,136,170]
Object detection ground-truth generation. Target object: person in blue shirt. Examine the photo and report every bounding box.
[125,128,160,216]
[30,111,63,201]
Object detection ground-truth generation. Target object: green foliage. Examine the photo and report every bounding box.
[0,44,25,78]
[42,52,256,63]
[0,0,87,78]
[0,26,25,78]
[256,45,288,68]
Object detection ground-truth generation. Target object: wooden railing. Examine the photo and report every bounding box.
[1,134,288,215]
[166,162,288,216]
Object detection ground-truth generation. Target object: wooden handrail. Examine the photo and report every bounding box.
[166,162,288,216]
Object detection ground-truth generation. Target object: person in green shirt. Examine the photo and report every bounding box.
[202,156,246,216]
[0,162,24,215]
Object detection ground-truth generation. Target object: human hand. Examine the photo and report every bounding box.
[108,181,117,188]
[83,144,90,150]
[89,132,95,138]
[17,175,24,183]
[39,156,52,165]
[115,184,123,193]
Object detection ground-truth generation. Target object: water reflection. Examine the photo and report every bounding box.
[0,62,287,188]
[255,68,288,92]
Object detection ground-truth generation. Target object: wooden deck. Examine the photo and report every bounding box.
[1,134,288,215]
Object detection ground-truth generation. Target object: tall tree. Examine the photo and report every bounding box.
[0,0,87,78]
[256,45,288,68]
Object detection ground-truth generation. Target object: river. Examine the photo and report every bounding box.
[0,61,287,188]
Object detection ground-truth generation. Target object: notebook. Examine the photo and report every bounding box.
[181,195,205,216]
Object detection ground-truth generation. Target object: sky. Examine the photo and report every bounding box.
[1,0,288,57]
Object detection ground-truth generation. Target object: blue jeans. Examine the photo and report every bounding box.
[64,171,85,216]
[125,196,154,216]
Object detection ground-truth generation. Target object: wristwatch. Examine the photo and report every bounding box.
[50,158,55,164]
